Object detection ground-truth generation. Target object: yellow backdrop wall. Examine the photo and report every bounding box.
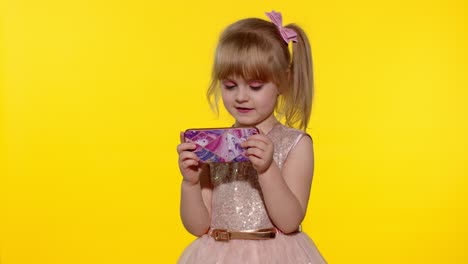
[2,0,467,263]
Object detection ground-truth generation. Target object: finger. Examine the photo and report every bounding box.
[247,155,263,166]
[246,147,264,159]
[247,134,271,144]
[182,159,199,169]
[243,139,268,151]
[179,151,200,162]
[177,143,198,154]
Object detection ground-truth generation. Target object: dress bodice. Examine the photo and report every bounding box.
[209,123,309,230]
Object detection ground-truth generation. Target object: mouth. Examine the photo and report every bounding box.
[236,107,253,113]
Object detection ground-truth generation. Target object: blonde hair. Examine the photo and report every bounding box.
[207,17,313,130]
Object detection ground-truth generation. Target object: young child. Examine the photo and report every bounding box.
[177,11,327,263]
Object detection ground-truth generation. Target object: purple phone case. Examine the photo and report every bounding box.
[184,127,259,163]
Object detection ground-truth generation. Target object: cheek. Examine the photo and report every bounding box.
[268,98,278,110]
[258,95,277,112]
[220,90,228,102]
[221,90,233,106]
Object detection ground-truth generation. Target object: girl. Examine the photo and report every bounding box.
[177,11,327,263]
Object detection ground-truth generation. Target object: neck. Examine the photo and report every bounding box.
[235,115,279,135]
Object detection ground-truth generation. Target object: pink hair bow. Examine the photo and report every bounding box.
[265,10,298,44]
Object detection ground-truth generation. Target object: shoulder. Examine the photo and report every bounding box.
[288,134,313,162]
[268,123,313,168]
[269,123,312,148]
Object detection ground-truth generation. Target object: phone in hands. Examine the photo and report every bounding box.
[183,127,259,163]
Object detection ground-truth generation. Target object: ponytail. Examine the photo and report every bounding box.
[282,24,313,130]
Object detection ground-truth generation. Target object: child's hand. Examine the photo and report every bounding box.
[241,131,274,175]
[177,133,202,185]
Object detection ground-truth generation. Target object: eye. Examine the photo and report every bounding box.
[222,81,236,90]
[249,81,265,91]
[249,85,263,91]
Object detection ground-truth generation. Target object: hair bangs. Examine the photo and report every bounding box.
[214,33,280,84]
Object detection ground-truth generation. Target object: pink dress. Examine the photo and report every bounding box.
[178,124,327,264]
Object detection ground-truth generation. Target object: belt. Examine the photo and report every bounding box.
[210,227,277,241]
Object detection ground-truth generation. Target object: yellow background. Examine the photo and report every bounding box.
[1,0,467,263]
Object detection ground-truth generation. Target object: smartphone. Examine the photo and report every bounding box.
[183,127,259,163]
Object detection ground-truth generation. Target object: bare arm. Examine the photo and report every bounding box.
[177,141,212,236]
[243,134,314,233]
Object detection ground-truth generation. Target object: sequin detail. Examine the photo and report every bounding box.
[209,124,308,231]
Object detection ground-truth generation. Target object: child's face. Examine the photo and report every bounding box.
[221,76,279,128]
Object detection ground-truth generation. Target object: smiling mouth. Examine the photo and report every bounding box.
[236,107,253,113]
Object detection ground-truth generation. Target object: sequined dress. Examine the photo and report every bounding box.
[178,124,327,264]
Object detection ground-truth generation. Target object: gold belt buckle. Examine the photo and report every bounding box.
[211,229,230,241]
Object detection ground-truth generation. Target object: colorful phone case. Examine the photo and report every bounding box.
[183,127,259,163]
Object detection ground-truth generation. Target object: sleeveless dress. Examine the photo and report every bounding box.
[178,124,327,264]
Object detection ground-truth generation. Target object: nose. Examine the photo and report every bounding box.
[235,86,249,103]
